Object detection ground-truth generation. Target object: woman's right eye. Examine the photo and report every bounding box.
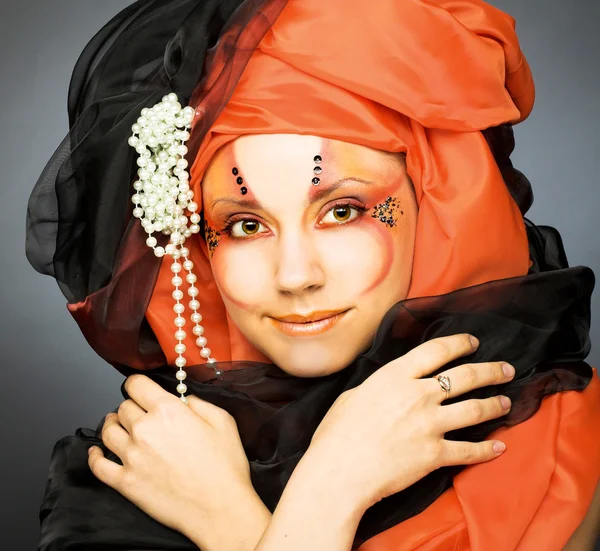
[228,219,267,238]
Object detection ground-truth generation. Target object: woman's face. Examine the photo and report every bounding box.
[202,134,417,377]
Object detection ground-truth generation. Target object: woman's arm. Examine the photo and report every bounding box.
[179,487,272,551]
[181,449,366,551]
[183,335,510,550]
[252,449,368,551]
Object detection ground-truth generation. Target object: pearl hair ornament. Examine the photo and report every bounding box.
[129,92,222,404]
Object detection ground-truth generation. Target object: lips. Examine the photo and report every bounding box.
[268,309,350,336]
[274,310,348,323]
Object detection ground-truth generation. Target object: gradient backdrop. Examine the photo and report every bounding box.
[1,1,599,548]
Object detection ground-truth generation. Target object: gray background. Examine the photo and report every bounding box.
[1,1,598,549]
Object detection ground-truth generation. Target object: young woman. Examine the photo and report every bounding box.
[27,0,600,549]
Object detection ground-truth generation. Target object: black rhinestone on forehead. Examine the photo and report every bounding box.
[312,154,323,185]
[232,167,246,194]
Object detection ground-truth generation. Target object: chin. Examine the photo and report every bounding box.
[265,339,365,378]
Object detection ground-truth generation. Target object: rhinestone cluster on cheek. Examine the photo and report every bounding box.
[204,220,221,256]
[128,93,223,404]
[371,196,403,228]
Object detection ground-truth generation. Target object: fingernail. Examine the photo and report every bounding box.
[500,395,512,410]
[470,335,479,349]
[502,363,515,378]
[88,446,95,455]
[493,441,506,454]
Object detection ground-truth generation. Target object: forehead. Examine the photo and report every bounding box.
[202,134,401,205]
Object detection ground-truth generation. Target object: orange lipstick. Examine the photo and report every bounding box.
[268,309,349,336]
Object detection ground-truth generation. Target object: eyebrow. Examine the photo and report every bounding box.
[209,177,374,210]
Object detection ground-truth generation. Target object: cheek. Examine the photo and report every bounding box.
[357,219,395,295]
[318,217,394,296]
[209,240,272,310]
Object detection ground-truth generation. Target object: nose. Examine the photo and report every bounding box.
[274,230,325,295]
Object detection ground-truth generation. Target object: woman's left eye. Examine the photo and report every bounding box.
[321,204,364,225]
[228,219,267,238]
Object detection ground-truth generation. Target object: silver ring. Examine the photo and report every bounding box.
[435,374,451,400]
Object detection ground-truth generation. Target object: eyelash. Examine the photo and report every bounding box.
[220,201,368,239]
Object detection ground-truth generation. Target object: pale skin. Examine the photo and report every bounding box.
[88,134,600,550]
[203,134,417,377]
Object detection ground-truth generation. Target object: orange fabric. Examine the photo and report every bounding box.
[142,0,599,548]
[146,0,534,364]
[358,370,600,551]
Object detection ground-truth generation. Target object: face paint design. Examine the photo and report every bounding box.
[204,219,221,256]
[371,196,403,228]
[201,134,418,378]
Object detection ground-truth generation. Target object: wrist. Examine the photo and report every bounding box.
[181,485,271,551]
[254,454,366,550]
[299,445,374,516]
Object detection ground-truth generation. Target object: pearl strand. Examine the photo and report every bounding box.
[129,92,219,403]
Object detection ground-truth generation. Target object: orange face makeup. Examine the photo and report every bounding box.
[201,134,417,377]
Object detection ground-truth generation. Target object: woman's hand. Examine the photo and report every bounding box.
[87,374,271,550]
[305,333,515,512]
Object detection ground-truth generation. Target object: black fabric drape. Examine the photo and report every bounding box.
[37,223,595,549]
[25,0,288,305]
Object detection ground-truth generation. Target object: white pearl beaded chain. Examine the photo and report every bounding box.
[128,92,222,404]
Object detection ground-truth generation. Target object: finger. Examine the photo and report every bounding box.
[88,445,124,489]
[399,334,479,379]
[186,394,234,429]
[428,361,515,402]
[436,395,511,434]
[117,399,146,434]
[101,412,131,457]
[440,438,506,467]
[124,374,176,412]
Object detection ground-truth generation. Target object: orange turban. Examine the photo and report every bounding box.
[146,0,536,365]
